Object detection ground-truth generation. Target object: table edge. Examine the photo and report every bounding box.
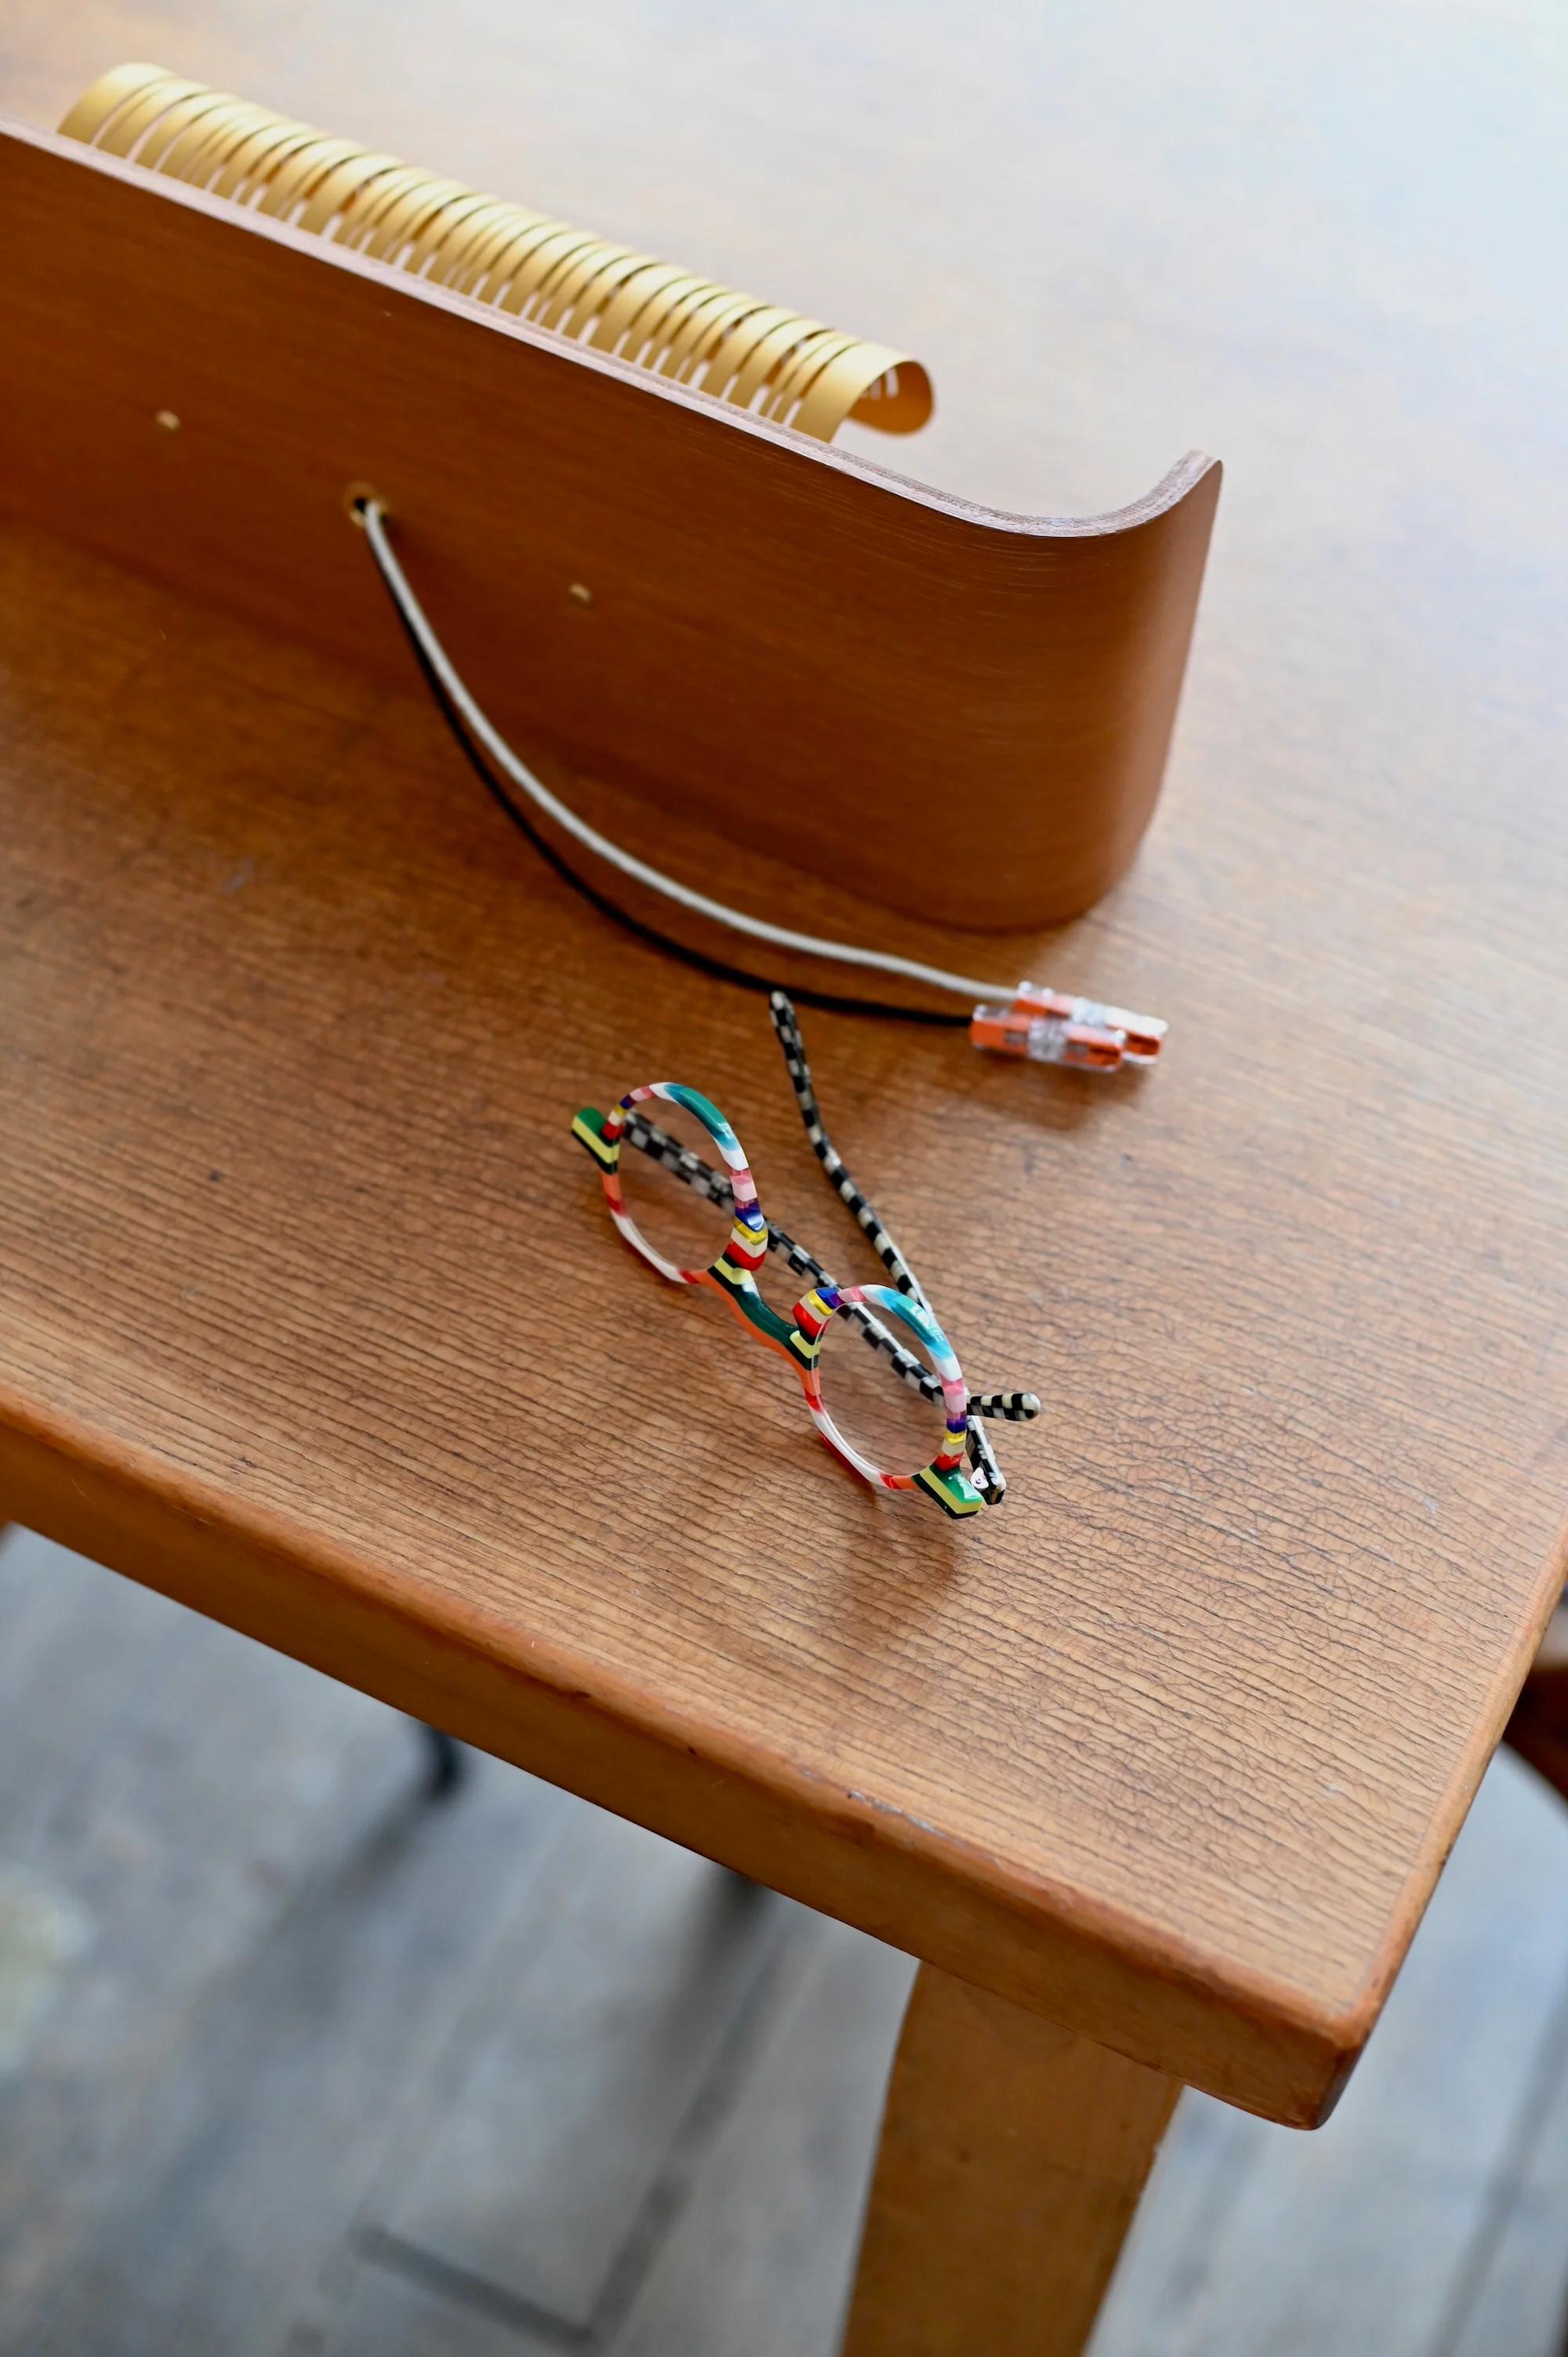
[4,1381,1553,2123]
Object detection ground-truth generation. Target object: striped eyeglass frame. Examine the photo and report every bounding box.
[572,1082,985,1519]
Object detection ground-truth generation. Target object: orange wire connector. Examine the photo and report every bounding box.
[970,985,1167,1073]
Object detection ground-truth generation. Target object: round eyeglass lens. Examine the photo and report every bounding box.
[815,1295,958,1480]
[615,1097,736,1281]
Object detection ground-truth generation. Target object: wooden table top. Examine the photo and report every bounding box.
[2,1,1566,2130]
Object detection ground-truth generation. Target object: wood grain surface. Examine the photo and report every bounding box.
[842,1966,1178,2356]
[2,0,1566,2135]
[0,117,1218,932]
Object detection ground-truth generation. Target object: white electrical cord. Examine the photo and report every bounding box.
[359,499,1018,1005]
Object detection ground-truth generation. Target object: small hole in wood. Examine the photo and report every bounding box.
[343,481,388,527]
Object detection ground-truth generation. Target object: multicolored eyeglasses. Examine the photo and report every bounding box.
[572,1081,986,1517]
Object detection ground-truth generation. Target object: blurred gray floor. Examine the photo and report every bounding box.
[5,1527,1568,2357]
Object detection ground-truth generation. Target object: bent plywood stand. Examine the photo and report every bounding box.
[6,65,1218,933]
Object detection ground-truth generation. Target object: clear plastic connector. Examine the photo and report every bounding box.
[970,984,1167,1073]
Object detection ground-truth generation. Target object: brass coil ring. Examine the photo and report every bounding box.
[62,64,934,443]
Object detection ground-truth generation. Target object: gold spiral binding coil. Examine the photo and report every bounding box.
[60,64,934,444]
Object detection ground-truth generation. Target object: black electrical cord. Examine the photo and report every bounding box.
[358,503,971,1030]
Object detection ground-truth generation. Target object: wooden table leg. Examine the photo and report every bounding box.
[1506,1600,1568,1803]
[841,1964,1180,2357]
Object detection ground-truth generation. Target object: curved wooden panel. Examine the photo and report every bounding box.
[0,118,1219,930]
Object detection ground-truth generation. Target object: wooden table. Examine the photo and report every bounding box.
[3,5,1566,2351]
